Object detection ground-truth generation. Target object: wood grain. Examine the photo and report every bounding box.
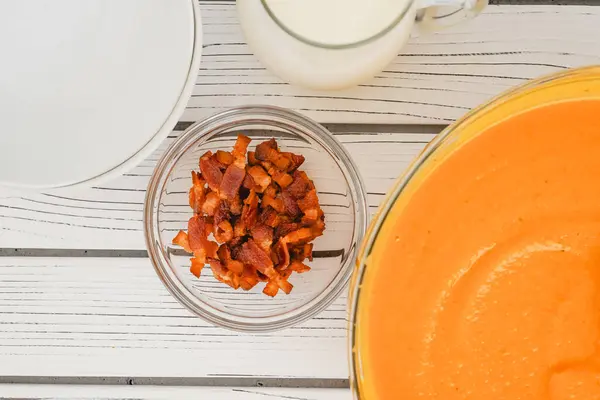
[185,3,600,124]
[0,384,351,400]
[0,257,350,380]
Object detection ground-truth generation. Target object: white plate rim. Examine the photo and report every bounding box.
[14,0,203,191]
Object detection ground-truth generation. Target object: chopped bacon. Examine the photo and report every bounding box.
[281,152,305,172]
[247,151,258,166]
[234,218,246,238]
[202,191,220,216]
[273,238,290,271]
[254,138,277,161]
[262,193,284,213]
[251,223,273,253]
[172,230,192,253]
[275,275,293,294]
[247,165,271,192]
[175,136,325,296]
[301,208,319,223]
[230,195,243,215]
[241,189,259,229]
[237,239,276,278]
[281,190,301,218]
[188,216,218,261]
[214,220,234,243]
[272,171,293,188]
[297,189,319,211]
[289,260,311,274]
[199,151,223,191]
[264,184,278,198]
[190,257,204,278]
[263,280,279,297]
[275,223,301,241]
[232,134,252,165]
[216,150,233,166]
[188,172,206,213]
[220,164,246,201]
[285,170,313,199]
[242,173,258,191]
[259,206,280,228]
[255,139,291,171]
[282,227,314,245]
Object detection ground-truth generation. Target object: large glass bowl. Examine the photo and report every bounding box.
[145,105,367,332]
[348,66,600,399]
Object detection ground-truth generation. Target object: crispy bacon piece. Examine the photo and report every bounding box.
[242,173,258,191]
[273,238,290,271]
[264,184,278,198]
[230,195,243,215]
[263,280,279,297]
[199,151,223,191]
[237,239,276,278]
[213,201,229,226]
[272,171,293,188]
[189,172,206,213]
[259,206,280,228]
[281,190,301,218]
[286,170,313,199]
[173,230,192,253]
[247,151,258,166]
[255,139,291,171]
[282,227,314,245]
[251,223,273,253]
[242,189,259,229]
[188,215,218,262]
[297,189,319,211]
[202,191,220,216]
[262,193,284,214]
[216,150,233,166]
[190,257,204,278]
[275,222,301,241]
[289,260,311,274]
[232,134,251,165]
[275,275,293,294]
[247,165,271,192]
[220,164,245,201]
[214,220,234,243]
[281,152,305,172]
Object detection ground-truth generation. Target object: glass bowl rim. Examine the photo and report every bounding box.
[144,105,368,332]
[347,65,600,398]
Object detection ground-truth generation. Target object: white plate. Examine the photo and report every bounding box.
[0,0,202,189]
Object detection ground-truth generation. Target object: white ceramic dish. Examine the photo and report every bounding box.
[0,0,202,189]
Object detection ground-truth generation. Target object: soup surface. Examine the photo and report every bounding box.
[356,99,600,399]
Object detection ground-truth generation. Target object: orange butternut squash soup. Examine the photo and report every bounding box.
[356,99,600,399]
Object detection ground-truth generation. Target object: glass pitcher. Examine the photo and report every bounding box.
[237,0,488,90]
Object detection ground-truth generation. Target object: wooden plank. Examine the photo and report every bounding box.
[0,385,351,400]
[0,257,351,380]
[185,3,600,124]
[0,130,435,249]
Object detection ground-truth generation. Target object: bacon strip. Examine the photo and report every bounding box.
[247,165,271,192]
[172,230,192,253]
[220,164,245,201]
[237,239,276,278]
[199,151,223,191]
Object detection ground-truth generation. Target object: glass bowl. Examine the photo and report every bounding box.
[348,66,600,398]
[144,105,367,332]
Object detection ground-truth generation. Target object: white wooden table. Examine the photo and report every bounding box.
[1,1,599,398]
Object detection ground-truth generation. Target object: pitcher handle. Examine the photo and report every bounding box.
[415,0,488,32]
